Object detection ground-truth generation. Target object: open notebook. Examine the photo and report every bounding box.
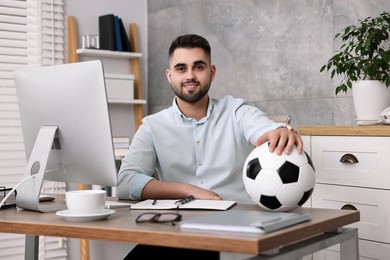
[180,210,311,233]
[130,199,236,210]
[104,200,134,209]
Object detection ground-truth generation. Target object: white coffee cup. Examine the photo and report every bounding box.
[65,190,106,214]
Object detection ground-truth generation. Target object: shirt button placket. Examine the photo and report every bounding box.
[194,124,204,182]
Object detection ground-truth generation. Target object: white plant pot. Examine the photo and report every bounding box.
[352,80,390,124]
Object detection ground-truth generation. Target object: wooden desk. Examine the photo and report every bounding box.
[0,204,359,260]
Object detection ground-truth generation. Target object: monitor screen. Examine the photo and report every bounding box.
[14,60,117,212]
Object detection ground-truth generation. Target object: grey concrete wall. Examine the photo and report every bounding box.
[147,0,390,128]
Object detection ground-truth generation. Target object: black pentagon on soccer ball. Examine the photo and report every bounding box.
[246,158,262,180]
[277,161,299,183]
[298,188,314,206]
[260,195,282,210]
[304,151,315,171]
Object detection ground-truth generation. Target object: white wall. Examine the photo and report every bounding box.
[64,0,148,138]
[64,0,147,75]
[63,1,147,259]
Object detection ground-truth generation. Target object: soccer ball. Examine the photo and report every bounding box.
[242,142,315,212]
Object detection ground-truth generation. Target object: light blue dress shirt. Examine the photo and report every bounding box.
[117,95,282,203]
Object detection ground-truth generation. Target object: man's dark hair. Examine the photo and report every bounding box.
[168,34,211,61]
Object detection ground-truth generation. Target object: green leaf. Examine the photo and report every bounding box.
[325,11,390,94]
[335,86,341,95]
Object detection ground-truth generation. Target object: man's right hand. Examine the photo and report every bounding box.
[141,180,222,200]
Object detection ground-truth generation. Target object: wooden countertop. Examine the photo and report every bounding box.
[298,125,390,136]
[0,203,359,255]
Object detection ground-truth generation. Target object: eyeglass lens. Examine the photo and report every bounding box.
[136,212,182,224]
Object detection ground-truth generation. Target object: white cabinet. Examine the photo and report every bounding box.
[105,73,135,101]
[300,126,390,260]
[311,136,390,189]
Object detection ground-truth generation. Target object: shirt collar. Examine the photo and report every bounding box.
[172,97,214,124]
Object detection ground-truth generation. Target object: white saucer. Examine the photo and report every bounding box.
[56,209,115,222]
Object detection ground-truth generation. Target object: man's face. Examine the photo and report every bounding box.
[166,48,216,103]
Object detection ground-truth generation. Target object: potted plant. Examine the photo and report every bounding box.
[320,11,390,123]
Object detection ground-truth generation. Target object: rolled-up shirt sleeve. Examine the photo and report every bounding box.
[117,121,156,200]
[235,102,284,145]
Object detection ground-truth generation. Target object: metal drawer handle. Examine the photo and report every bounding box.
[341,204,358,211]
[340,153,359,164]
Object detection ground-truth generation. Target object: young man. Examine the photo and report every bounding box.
[119,34,302,259]
[117,34,302,204]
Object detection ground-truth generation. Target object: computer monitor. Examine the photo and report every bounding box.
[14,60,117,212]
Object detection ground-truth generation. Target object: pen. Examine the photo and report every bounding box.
[174,195,195,207]
[152,199,157,205]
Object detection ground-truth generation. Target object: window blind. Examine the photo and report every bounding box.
[41,0,64,66]
[0,0,66,259]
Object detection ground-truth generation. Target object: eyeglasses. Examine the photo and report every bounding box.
[135,212,182,225]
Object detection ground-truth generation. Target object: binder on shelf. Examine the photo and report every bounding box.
[119,18,133,52]
[99,14,116,51]
[114,16,123,51]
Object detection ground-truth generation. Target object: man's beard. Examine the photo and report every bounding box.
[171,80,211,103]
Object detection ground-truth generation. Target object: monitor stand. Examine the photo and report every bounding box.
[16,126,66,212]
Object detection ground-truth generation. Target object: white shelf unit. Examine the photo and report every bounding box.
[108,99,146,105]
[75,47,146,156]
[77,49,147,105]
[77,48,143,59]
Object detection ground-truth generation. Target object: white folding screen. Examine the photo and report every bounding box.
[0,0,66,259]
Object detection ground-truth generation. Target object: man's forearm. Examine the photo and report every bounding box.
[141,179,222,200]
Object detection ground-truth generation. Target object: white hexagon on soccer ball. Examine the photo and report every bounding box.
[256,169,283,196]
[276,183,304,206]
[252,143,286,170]
[280,150,309,169]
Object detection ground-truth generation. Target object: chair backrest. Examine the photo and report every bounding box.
[269,115,291,124]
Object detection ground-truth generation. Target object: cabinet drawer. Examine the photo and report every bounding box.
[313,239,390,260]
[312,184,390,243]
[311,136,390,189]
